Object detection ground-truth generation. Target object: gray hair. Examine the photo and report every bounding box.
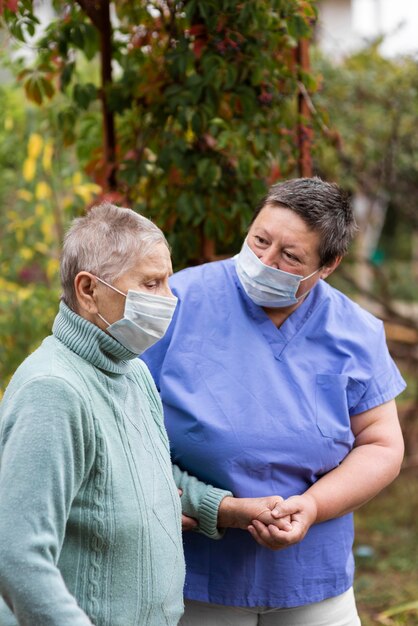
[251,177,357,266]
[60,202,168,311]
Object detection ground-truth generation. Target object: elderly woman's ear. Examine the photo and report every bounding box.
[73,272,99,316]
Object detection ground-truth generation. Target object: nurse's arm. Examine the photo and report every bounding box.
[248,399,404,549]
[305,398,404,521]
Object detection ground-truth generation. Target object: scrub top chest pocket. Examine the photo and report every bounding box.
[315,373,365,443]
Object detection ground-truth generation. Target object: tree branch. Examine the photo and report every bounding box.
[75,0,117,190]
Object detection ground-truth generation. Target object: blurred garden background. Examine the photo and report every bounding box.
[0,1,417,623]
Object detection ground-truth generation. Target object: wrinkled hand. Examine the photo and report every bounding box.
[248,493,318,550]
[217,496,292,532]
[178,488,198,531]
[181,513,198,531]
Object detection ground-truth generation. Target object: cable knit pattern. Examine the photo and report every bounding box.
[0,302,229,626]
[87,417,107,622]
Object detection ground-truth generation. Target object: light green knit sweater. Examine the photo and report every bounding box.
[0,302,230,626]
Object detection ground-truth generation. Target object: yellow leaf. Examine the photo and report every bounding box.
[21,217,35,229]
[41,218,54,243]
[4,116,13,131]
[0,278,19,292]
[28,133,43,159]
[20,247,33,261]
[42,142,54,173]
[23,158,36,182]
[17,189,33,202]
[35,181,52,200]
[185,127,196,143]
[18,287,33,301]
[46,258,60,281]
[72,172,82,186]
[74,184,99,204]
[34,242,49,255]
[86,183,101,194]
[35,203,45,217]
[62,196,74,209]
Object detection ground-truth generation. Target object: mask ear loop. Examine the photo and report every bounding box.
[295,267,323,302]
[94,275,127,298]
[97,312,111,327]
[299,267,322,283]
[91,275,127,327]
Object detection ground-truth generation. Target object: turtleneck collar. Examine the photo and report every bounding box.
[52,301,138,375]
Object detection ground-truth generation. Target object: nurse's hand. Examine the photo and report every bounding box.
[247,493,318,550]
[217,496,292,531]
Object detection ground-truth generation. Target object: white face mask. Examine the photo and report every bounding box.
[235,239,320,308]
[95,277,178,355]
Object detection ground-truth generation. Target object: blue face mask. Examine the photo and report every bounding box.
[95,277,178,355]
[235,239,320,308]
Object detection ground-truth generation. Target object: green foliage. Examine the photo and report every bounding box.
[311,45,418,258]
[0,283,59,392]
[0,0,318,391]
[354,471,418,626]
[1,0,318,266]
[116,0,316,262]
[0,82,100,394]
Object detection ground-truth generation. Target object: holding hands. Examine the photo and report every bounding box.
[181,492,318,551]
[247,493,318,550]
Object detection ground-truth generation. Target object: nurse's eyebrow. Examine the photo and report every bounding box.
[253,227,272,238]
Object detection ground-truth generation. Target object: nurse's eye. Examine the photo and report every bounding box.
[283,251,300,264]
[254,235,269,246]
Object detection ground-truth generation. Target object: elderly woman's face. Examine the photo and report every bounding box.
[247,203,322,298]
[96,242,174,327]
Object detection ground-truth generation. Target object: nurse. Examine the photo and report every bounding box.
[142,177,406,626]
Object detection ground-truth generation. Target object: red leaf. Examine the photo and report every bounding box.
[189,24,206,37]
[168,166,183,186]
[0,0,19,14]
[266,162,281,186]
[193,38,206,59]
[122,149,139,161]
[87,191,126,208]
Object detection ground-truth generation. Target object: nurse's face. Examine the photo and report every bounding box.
[247,204,334,299]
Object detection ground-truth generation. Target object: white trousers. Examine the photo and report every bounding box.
[179,587,361,626]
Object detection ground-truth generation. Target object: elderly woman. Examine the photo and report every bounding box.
[142,178,406,626]
[0,203,288,626]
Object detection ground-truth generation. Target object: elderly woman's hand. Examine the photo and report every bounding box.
[247,493,318,550]
[217,496,292,532]
[178,488,199,531]
[181,513,198,531]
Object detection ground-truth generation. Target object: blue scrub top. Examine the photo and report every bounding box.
[142,258,406,609]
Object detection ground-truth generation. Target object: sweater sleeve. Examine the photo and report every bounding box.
[172,464,232,540]
[0,376,94,626]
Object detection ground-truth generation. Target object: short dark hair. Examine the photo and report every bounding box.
[251,177,357,266]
